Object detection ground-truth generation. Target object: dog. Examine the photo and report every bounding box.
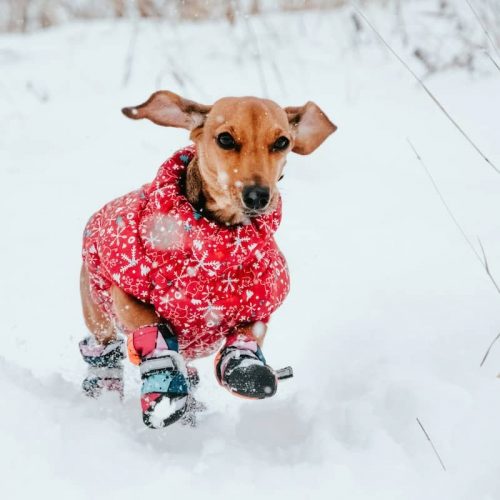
[79,91,336,428]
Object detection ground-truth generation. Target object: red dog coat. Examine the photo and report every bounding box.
[82,146,290,360]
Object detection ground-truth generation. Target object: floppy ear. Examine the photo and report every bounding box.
[122,90,211,130]
[285,102,337,155]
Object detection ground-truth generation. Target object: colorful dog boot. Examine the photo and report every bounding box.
[128,323,190,429]
[79,336,125,398]
[215,332,278,399]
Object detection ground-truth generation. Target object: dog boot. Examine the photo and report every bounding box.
[79,336,125,398]
[128,323,190,429]
[215,332,277,399]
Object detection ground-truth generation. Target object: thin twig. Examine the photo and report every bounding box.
[477,238,500,295]
[478,237,490,271]
[408,140,500,367]
[416,418,447,471]
[483,50,500,72]
[256,15,288,96]
[122,19,139,87]
[464,0,500,62]
[408,139,500,295]
[479,332,500,367]
[407,139,482,265]
[351,2,500,175]
[243,15,269,97]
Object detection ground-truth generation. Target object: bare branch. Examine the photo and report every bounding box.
[122,20,139,87]
[408,139,500,295]
[477,238,500,296]
[484,50,500,72]
[464,0,500,63]
[352,2,500,175]
[479,332,500,367]
[243,16,269,97]
[407,139,482,265]
[408,140,500,367]
[416,418,447,471]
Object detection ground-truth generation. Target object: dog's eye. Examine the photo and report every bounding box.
[272,136,290,152]
[278,174,285,181]
[216,132,236,150]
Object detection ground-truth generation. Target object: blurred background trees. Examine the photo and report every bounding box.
[1,1,496,32]
[1,0,499,76]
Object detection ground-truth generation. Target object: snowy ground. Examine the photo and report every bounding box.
[1,5,500,499]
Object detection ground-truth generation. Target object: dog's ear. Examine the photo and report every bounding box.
[122,91,211,130]
[285,102,337,155]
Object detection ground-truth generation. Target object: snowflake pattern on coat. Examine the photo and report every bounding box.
[82,145,290,360]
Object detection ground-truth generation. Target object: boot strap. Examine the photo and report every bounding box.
[87,366,124,379]
[140,355,176,377]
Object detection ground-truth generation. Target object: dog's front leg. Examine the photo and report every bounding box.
[110,286,191,428]
[215,322,280,399]
[110,285,159,331]
[232,321,268,347]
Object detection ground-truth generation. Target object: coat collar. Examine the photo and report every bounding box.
[139,145,283,273]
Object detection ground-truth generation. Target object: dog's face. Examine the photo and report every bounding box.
[193,97,291,223]
[123,91,336,224]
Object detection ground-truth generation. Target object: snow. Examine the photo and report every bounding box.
[143,213,185,250]
[217,168,230,189]
[252,320,267,339]
[1,4,500,499]
[147,395,189,429]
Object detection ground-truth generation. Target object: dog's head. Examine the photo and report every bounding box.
[122,91,336,225]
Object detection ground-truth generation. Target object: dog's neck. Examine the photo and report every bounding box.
[184,156,206,212]
[184,156,223,224]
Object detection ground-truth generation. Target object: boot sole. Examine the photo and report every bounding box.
[224,363,277,399]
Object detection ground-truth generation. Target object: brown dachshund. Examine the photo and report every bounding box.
[79,91,336,427]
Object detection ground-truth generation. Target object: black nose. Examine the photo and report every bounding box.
[242,185,270,210]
